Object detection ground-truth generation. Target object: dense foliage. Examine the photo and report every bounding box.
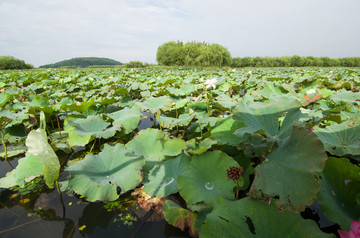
[0,56,33,70]
[123,61,147,68]
[39,57,123,68]
[231,56,360,67]
[0,67,359,237]
[156,41,232,67]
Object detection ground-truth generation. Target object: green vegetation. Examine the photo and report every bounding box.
[123,61,147,68]
[231,55,360,67]
[156,41,232,67]
[39,57,123,68]
[0,56,33,70]
[0,67,359,237]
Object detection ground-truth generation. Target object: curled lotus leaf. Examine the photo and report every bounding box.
[0,153,43,188]
[61,143,145,202]
[177,150,239,205]
[26,129,60,189]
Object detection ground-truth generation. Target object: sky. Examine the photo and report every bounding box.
[1,0,360,67]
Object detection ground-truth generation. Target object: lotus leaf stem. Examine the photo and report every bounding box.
[89,139,96,153]
[55,180,66,218]
[0,129,13,170]
[205,92,210,116]
[157,109,162,130]
[56,115,62,138]
[196,113,203,138]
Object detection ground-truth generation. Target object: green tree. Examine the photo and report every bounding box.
[0,56,33,70]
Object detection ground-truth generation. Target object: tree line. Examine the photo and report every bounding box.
[231,56,360,67]
[0,56,33,70]
[156,41,360,67]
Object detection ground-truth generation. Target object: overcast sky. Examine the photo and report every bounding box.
[1,0,359,67]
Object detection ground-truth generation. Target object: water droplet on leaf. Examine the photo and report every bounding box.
[205,182,214,190]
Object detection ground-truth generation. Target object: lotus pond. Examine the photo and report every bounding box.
[0,67,359,237]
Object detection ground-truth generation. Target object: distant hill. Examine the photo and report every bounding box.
[39,57,123,68]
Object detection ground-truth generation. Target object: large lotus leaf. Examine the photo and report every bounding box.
[139,96,173,113]
[0,153,42,188]
[233,96,303,139]
[144,154,190,197]
[126,128,186,165]
[330,90,360,105]
[107,106,142,134]
[314,118,360,156]
[249,126,328,212]
[211,116,248,146]
[200,197,333,238]
[26,129,60,189]
[0,93,10,107]
[162,200,199,237]
[317,157,360,231]
[177,150,238,205]
[62,143,144,202]
[68,115,117,139]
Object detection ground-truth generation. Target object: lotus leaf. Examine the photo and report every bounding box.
[233,96,303,139]
[0,93,10,107]
[68,115,117,139]
[211,116,248,145]
[0,153,42,188]
[330,90,360,105]
[144,154,190,197]
[162,200,199,237]
[62,143,144,202]
[25,129,60,188]
[185,138,218,155]
[314,118,360,156]
[317,157,360,230]
[177,150,238,205]
[126,128,186,165]
[249,127,328,212]
[139,96,173,113]
[200,197,333,238]
[160,114,195,130]
[107,106,142,134]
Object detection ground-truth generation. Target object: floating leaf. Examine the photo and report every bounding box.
[249,127,328,212]
[62,144,144,202]
[200,197,333,238]
[317,157,360,230]
[144,154,190,197]
[177,150,238,205]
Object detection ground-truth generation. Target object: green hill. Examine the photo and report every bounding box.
[39,57,123,68]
